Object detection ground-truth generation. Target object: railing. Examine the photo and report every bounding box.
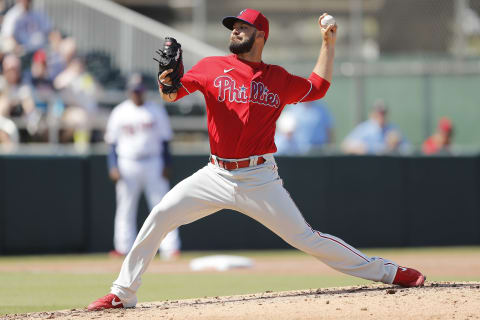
[7,0,220,146]
[34,0,225,76]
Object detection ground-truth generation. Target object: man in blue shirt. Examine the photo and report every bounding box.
[276,101,334,155]
[342,101,409,155]
[1,0,51,55]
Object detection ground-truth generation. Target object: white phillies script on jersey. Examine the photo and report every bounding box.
[213,75,280,108]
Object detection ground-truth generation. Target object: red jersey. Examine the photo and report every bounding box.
[175,54,330,158]
[422,137,438,155]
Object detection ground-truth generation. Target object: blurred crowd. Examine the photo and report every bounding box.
[275,99,454,156]
[0,0,100,152]
[0,0,456,156]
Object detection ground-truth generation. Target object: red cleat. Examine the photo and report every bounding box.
[393,266,426,287]
[87,294,124,311]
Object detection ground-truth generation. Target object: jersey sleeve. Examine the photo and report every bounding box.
[104,108,119,144]
[174,58,208,101]
[156,104,173,141]
[283,72,331,105]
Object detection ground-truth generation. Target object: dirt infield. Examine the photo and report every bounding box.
[2,249,479,318]
[4,282,480,320]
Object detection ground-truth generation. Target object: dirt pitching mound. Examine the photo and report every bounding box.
[4,282,480,320]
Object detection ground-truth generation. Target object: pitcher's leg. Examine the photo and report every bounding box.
[111,166,230,305]
[237,181,397,284]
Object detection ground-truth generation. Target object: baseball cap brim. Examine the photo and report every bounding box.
[222,16,256,30]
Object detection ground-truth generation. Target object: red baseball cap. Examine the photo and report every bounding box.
[438,117,453,133]
[33,49,47,64]
[222,8,269,42]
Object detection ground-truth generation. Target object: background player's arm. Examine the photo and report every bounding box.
[312,13,337,83]
[158,69,177,102]
[105,111,121,183]
[107,144,121,182]
[161,140,172,179]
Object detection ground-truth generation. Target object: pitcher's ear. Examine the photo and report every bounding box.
[257,30,266,41]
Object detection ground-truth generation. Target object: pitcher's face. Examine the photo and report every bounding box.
[229,22,257,54]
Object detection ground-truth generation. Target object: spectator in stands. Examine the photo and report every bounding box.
[53,47,98,144]
[422,117,454,155]
[0,0,10,57]
[53,38,96,109]
[1,0,51,56]
[275,100,334,155]
[342,100,409,155]
[46,29,70,80]
[275,110,301,155]
[0,115,19,152]
[0,0,7,28]
[22,48,58,141]
[27,49,55,112]
[0,53,35,118]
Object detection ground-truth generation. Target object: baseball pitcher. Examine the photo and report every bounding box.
[89,9,425,311]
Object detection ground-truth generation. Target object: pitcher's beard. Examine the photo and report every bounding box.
[229,32,256,54]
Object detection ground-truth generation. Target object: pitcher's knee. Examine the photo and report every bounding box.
[148,204,178,227]
[282,230,320,253]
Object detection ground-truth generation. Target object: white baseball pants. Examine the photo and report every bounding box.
[111,154,398,306]
[115,157,180,256]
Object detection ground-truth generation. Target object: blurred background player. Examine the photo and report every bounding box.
[105,73,180,260]
[422,117,454,155]
[342,100,409,155]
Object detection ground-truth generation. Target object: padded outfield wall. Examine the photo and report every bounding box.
[0,154,479,254]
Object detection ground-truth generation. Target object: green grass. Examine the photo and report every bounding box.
[1,247,479,315]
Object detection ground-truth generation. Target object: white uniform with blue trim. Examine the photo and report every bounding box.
[105,99,180,258]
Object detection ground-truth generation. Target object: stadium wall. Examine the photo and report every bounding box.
[0,154,479,254]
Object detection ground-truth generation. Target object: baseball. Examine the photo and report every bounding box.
[321,15,336,27]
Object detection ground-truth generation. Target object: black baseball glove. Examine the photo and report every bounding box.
[154,37,184,94]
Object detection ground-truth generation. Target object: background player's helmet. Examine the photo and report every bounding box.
[127,73,146,93]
